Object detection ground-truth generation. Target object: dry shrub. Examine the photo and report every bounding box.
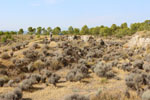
[50,58,63,70]
[0,76,9,87]
[48,73,60,86]
[91,90,140,100]
[0,87,22,100]
[1,53,10,59]
[65,94,89,100]
[33,60,44,72]
[66,64,89,82]
[93,62,115,79]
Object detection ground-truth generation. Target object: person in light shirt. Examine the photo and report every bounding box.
[50,32,53,41]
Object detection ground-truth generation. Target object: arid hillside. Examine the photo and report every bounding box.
[0,33,150,100]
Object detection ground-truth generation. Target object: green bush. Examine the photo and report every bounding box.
[99,27,112,36]
[1,36,7,42]
[52,27,61,35]
[115,28,132,38]
[6,34,12,39]
[37,34,40,38]
[80,25,89,35]
[0,31,4,36]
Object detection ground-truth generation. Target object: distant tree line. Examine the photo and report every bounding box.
[0,31,17,42]
[26,20,150,37]
[0,20,150,42]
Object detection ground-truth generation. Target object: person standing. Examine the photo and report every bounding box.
[50,31,53,40]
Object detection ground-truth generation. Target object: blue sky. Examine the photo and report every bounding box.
[0,0,150,31]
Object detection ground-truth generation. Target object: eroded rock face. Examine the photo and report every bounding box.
[142,90,150,100]
[127,33,150,48]
[80,36,94,42]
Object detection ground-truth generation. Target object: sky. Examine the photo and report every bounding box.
[0,0,150,31]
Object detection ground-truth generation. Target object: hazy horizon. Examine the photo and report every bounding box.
[0,0,150,31]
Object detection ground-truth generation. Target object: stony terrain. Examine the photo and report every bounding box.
[0,32,150,100]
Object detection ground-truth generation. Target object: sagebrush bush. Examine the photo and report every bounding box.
[10,52,14,57]
[43,44,49,49]
[7,80,14,87]
[12,58,30,67]
[133,60,144,69]
[1,36,7,43]
[0,87,22,100]
[121,62,132,71]
[143,62,150,72]
[48,73,60,86]
[32,43,39,49]
[23,50,39,60]
[0,78,5,87]
[66,64,89,82]
[1,53,10,59]
[19,79,34,91]
[33,60,44,72]
[41,69,52,78]
[0,70,8,75]
[41,75,47,83]
[93,62,115,79]
[125,73,144,90]
[13,88,23,100]
[27,63,36,72]
[3,92,16,100]
[64,94,89,100]
[31,74,41,83]
[14,77,21,83]
[15,44,21,50]
[91,90,140,100]
[50,57,63,70]
[12,46,16,51]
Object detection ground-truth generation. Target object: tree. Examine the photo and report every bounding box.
[115,28,132,38]
[32,28,36,34]
[80,25,89,35]
[28,27,33,34]
[42,28,47,35]
[52,27,61,35]
[111,24,117,30]
[142,20,150,31]
[121,22,128,29]
[92,27,100,35]
[89,28,94,34]
[144,20,150,25]
[0,31,3,36]
[130,23,140,33]
[47,27,52,35]
[28,27,33,32]
[99,27,112,36]
[111,24,118,35]
[4,31,12,39]
[62,30,68,35]
[68,26,74,34]
[10,31,17,35]
[74,28,80,34]
[18,28,24,34]
[37,27,42,35]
